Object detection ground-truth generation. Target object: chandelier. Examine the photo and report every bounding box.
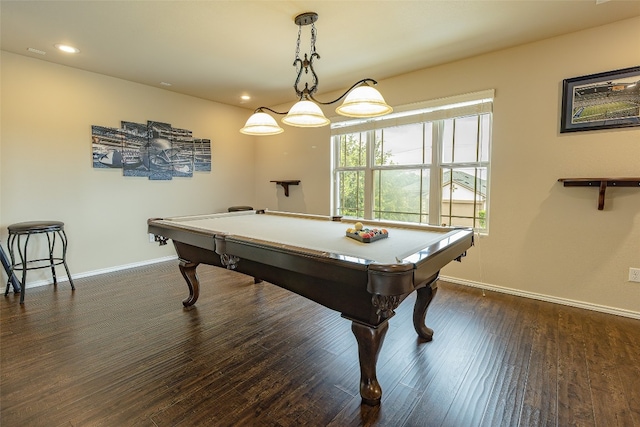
[240,12,393,136]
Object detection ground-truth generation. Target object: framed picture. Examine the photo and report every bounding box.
[560,66,640,133]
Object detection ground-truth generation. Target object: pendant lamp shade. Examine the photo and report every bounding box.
[240,111,284,135]
[239,12,392,136]
[282,100,330,127]
[335,85,393,118]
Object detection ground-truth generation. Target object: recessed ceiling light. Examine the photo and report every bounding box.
[54,43,80,54]
[241,95,251,101]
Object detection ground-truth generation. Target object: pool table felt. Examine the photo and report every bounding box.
[163,211,451,265]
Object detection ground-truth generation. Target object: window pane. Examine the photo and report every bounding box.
[453,116,479,163]
[421,169,430,224]
[338,133,366,167]
[373,169,429,223]
[441,167,487,229]
[337,170,364,218]
[479,113,491,162]
[424,122,433,164]
[476,167,488,230]
[374,123,424,166]
[441,119,454,163]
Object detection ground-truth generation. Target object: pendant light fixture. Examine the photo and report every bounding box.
[240,12,392,136]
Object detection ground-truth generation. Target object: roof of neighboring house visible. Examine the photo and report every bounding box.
[443,170,487,197]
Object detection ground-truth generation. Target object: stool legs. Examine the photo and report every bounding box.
[46,232,58,286]
[5,228,74,304]
[58,229,75,290]
[5,233,20,298]
[5,233,30,303]
[16,233,31,304]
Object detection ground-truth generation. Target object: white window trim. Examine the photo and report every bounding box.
[331,89,494,134]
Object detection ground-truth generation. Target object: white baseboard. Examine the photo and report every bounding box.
[12,255,178,290]
[9,257,637,320]
[440,275,640,320]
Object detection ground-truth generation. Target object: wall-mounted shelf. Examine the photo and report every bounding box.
[558,178,640,210]
[270,180,300,197]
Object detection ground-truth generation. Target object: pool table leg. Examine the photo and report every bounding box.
[351,321,389,406]
[178,259,200,307]
[413,281,438,341]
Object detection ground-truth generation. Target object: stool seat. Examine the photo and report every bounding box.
[5,220,74,303]
[228,206,253,212]
[8,221,65,234]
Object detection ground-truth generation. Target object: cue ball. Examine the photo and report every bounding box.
[355,222,363,231]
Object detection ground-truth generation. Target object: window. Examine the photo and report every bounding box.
[332,90,493,231]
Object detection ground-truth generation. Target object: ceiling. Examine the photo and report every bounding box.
[2,1,639,111]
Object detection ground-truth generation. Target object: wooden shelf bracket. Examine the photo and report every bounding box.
[270,180,301,197]
[558,177,640,210]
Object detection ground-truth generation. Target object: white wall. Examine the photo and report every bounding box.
[254,17,640,316]
[1,52,256,280]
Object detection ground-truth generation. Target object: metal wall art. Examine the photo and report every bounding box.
[91,120,211,180]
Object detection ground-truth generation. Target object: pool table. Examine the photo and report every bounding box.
[148,210,474,405]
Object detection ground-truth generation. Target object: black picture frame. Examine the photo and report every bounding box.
[560,66,640,133]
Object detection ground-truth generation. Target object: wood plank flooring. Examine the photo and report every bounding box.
[1,261,639,426]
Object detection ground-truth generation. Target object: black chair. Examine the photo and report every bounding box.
[1,244,21,293]
[5,221,75,303]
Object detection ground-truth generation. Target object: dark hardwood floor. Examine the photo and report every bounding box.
[1,261,639,426]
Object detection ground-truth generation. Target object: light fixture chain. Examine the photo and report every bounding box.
[311,22,317,55]
[295,25,302,62]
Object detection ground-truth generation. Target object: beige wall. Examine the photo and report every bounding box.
[1,52,256,278]
[2,17,638,316]
[255,17,640,316]
[254,125,331,214]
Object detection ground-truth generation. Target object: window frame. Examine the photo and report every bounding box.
[331,90,493,232]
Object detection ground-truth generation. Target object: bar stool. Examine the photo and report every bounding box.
[5,221,75,304]
[228,206,253,212]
